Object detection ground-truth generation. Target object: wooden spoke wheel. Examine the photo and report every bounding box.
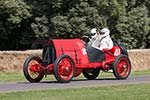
[53,55,75,83]
[23,55,44,82]
[113,54,131,80]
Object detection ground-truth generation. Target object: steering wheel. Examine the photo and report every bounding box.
[81,35,90,43]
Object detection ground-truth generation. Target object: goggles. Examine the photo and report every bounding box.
[100,31,105,35]
[90,32,96,36]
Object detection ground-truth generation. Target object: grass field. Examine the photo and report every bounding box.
[0,70,150,83]
[0,70,150,99]
[0,83,150,100]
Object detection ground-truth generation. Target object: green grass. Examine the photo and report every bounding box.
[131,70,150,76]
[0,72,25,82]
[0,70,150,83]
[0,71,150,99]
[0,72,56,83]
[0,83,150,100]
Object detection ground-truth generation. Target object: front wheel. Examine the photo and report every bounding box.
[23,55,44,82]
[112,54,131,80]
[82,68,100,80]
[53,55,75,83]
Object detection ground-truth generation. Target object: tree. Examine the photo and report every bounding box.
[0,0,33,50]
[116,3,150,49]
[0,0,150,49]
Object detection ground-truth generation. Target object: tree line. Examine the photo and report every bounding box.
[0,0,150,50]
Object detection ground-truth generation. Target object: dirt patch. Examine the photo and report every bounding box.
[0,49,150,73]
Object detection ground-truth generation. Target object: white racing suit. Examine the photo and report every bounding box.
[88,34,113,51]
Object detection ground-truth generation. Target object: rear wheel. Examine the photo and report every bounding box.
[53,55,75,83]
[112,54,131,80]
[83,68,100,80]
[23,55,44,82]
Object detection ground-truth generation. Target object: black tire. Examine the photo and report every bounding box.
[82,68,100,80]
[23,55,44,82]
[112,54,131,80]
[53,55,75,83]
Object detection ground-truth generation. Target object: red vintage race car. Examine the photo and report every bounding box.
[23,38,131,83]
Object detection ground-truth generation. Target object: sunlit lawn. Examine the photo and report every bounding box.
[0,70,150,83]
[0,83,150,100]
[0,70,150,100]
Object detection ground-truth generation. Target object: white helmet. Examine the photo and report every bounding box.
[100,28,110,38]
[90,28,98,39]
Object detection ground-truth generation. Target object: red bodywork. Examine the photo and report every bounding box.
[30,39,122,77]
[52,39,121,68]
[24,38,131,83]
[52,39,89,65]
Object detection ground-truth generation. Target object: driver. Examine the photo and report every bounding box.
[88,28,113,51]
